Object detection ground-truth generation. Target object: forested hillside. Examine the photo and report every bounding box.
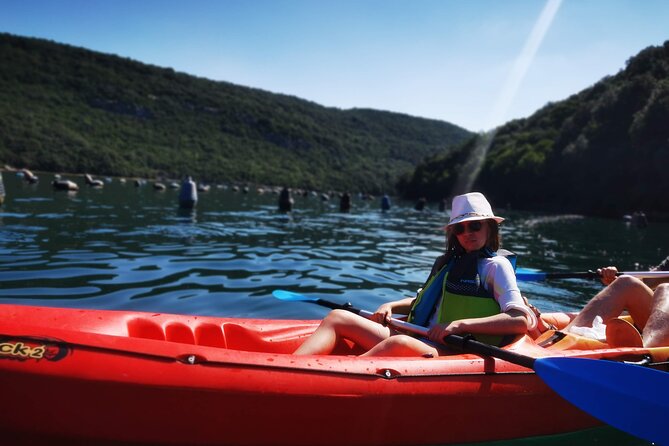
[399,41,669,219]
[0,33,471,192]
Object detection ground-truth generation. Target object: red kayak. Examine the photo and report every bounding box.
[0,303,662,445]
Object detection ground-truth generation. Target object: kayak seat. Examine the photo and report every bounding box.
[126,318,228,348]
[605,318,643,348]
[224,324,284,353]
[223,324,301,354]
[194,323,227,348]
[127,318,165,341]
[536,330,608,350]
[165,323,195,344]
[536,315,644,350]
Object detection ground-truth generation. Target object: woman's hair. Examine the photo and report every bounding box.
[445,219,500,255]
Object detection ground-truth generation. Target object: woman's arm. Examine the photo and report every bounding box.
[484,256,537,331]
[372,297,415,324]
[427,309,529,341]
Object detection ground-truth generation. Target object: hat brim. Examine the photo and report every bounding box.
[446,215,504,228]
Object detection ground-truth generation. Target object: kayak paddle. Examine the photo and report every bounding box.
[272,289,387,325]
[515,268,669,282]
[272,289,668,445]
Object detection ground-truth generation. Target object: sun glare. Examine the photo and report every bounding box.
[453,0,562,195]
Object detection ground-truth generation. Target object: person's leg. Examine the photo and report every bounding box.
[567,276,653,330]
[293,309,392,355]
[642,284,669,348]
[362,334,439,357]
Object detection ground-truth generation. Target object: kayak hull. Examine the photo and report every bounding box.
[0,304,660,445]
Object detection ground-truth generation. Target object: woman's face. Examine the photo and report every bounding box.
[453,220,489,253]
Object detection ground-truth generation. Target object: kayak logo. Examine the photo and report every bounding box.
[0,336,71,362]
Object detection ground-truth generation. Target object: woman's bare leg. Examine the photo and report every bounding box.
[643,284,669,348]
[362,334,439,357]
[567,276,653,330]
[294,309,392,355]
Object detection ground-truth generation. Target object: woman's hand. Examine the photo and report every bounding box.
[598,266,619,286]
[372,303,394,326]
[427,321,465,343]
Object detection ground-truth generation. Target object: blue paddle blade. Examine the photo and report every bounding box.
[515,268,547,281]
[534,357,668,444]
[272,290,318,302]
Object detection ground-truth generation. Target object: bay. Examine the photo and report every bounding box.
[1,172,667,322]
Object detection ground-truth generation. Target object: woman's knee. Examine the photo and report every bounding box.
[653,284,669,309]
[322,309,360,328]
[655,283,669,295]
[381,335,414,349]
[378,335,436,355]
[613,275,646,291]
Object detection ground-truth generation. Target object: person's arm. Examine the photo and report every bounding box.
[428,309,528,341]
[485,256,536,330]
[599,265,669,289]
[597,266,619,285]
[372,297,415,325]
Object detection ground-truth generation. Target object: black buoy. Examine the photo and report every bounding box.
[179,176,198,209]
[381,194,391,212]
[339,192,351,213]
[278,187,294,212]
[415,197,427,211]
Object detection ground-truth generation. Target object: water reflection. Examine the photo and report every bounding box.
[0,172,667,320]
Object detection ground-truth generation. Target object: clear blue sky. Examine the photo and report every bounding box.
[2,0,668,131]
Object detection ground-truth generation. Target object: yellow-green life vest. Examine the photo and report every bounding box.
[408,251,504,346]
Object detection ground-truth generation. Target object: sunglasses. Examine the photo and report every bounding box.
[452,220,484,235]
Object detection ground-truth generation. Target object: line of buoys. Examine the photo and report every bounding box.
[9,169,403,215]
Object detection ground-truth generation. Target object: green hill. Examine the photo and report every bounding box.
[0,33,471,192]
[399,41,669,219]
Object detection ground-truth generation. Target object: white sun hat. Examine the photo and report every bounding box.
[447,192,504,227]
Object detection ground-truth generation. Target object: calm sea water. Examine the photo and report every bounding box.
[1,171,667,321]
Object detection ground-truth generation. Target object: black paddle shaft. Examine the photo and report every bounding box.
[314,299,361,314]
[443,334,537,370]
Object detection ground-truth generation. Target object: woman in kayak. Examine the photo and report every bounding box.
[294,192,537,356]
